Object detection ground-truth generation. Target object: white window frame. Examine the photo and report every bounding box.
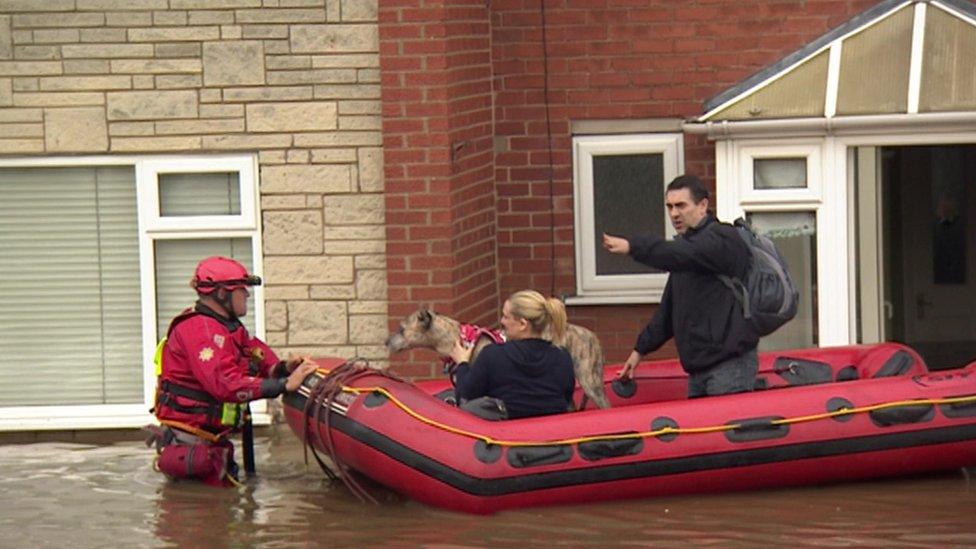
[0,154,267,431]
[737,141,823,205]
[718,130,976,350]
[831,131,976,345]
[718,137,848,347]
[570,133,683,305]
[138,156,257,231]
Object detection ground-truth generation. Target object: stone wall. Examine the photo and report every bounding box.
[0,0,389,366]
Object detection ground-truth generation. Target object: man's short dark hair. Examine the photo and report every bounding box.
[666,174,709,204]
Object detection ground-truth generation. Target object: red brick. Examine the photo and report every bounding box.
[379,0,874,379]
[387,271,430,286]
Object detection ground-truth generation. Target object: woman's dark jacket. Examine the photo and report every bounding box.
[454,338,575,419]
[629,215,758,373]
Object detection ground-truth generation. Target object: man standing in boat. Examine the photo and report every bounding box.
[602,175,758,398]
[148,256,318,486]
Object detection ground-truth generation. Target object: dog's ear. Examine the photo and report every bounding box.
[418,306,433,330]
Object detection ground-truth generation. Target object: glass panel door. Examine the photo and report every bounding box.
[856,144,976,370]
[718,137,847,351]
[748,211,819,350]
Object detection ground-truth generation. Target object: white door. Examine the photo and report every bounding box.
[716,138,850,351]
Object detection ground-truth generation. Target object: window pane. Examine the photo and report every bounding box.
[836,4,912,115]
[154,238,255,340]
[158,172,241,216]
[0,167,143,406]
[754,158,807,189]
[748,211,818,351]
[710,49,828,120]
[920,6,976,112]
[593,153,664,275]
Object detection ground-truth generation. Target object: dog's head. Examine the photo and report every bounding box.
[386,305,455,355]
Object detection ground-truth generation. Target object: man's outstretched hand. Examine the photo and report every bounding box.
[602,233,630,255]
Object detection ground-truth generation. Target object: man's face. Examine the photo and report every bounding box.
[230,287,249,317]
[665,188,708,235]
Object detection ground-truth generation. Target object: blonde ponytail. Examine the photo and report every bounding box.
[507,290,567,343]
[543,296,567,345]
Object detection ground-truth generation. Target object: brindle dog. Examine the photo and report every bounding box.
[385,306,610,410]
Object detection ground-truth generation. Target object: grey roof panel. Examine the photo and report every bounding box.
[939,0,976,19]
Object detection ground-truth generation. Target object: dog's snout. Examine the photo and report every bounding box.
[385,327,404,350]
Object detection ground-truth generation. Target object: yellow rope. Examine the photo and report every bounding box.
[309,368,976,448]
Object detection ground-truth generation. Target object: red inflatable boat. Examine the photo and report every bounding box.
[282,343,976,514]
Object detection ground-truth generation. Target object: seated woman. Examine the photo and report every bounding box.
[449,290,575,420]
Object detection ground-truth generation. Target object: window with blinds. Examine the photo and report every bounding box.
[158,172,241,216]
[0,167,142,406]
[154,238,255,341]
[0,156,261,424]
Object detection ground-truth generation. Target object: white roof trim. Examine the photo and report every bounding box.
[907,2,927,114]
[933,0,976,28]
[824,42,843,118]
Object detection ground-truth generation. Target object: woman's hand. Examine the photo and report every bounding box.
[449,338,474,365]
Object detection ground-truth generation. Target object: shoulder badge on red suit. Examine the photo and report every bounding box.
[198,347,214,362]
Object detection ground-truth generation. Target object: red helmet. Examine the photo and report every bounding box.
[192,256,261,294]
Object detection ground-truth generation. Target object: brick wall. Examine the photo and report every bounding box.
[489,0,879,364]
[382,0,878,370]
[0,1,389,365]
[379,0,497,376]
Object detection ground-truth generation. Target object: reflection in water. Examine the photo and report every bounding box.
[1,427,975,548]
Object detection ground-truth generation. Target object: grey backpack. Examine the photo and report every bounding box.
[716,218,799,336]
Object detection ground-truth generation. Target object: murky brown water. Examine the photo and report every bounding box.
[2,426,975,548]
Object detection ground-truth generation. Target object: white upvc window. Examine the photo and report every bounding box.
[0,154,266,431]
[570,133,683,304]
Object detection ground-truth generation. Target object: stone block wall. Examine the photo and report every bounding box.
[0,0,389,367]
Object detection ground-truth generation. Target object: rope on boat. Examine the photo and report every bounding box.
[311,373,976,448]
[302,359,411,504]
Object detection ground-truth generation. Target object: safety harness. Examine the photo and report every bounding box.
[441,323,505,384]
[151,305,248,432]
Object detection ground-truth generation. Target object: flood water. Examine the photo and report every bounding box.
[2,426,975,548]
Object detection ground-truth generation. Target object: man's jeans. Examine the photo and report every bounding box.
[686,348,759,398]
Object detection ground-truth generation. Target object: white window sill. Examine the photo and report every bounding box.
[0,410,271,431]
[564,292,663,306]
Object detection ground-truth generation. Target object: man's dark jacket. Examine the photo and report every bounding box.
[629,215,758,372]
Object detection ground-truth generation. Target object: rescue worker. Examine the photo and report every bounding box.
[148,256,318,486]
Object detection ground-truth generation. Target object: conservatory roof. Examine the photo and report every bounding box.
[700,0,976,122]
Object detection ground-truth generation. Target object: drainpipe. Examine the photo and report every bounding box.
[683,112,976,140]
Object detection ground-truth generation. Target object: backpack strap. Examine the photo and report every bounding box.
[716,274,751,319]
[705,219,753,320]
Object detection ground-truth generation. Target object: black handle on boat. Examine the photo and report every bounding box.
[733,418,780,432]
[725,416,789,442]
